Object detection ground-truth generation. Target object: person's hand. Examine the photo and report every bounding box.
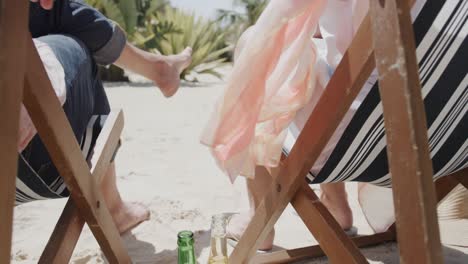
[30,0,54,10]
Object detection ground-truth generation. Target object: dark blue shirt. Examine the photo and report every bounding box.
[29,0,126,65]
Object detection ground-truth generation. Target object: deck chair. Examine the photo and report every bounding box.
[229,0,467,263]
[0,1,131,263]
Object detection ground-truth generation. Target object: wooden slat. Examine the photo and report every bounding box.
[253,175,459,264]
[39,199,84,264]
[291,185,367,263]
[90,111,124,182]
[0,1,29,263]
[23,38,131,263]
[39,111,124,263]
[229,14,376,263]
[252,231,395,264]
[370,0,443,263]
[253,244,326,264]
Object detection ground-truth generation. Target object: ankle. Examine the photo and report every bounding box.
[320,193,353,227]
[320,192,346,204]
[101,189,123,214]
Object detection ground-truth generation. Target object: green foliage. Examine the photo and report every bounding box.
[131,16,182,51]
[87,0,231,81]
[217,0,269,43]
[236,0,269,27]
[86,0,169,34]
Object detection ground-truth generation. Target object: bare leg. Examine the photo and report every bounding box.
[227,29,275,251]
[227,166,275,251]
[114,43,192,98]
[320,183,353,230]
[101,162,150,234]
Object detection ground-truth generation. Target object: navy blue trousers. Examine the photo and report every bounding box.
[17,1,122,201]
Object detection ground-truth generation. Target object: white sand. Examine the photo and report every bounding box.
[12,70,467,263]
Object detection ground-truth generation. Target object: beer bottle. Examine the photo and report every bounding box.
[178,231,196,264]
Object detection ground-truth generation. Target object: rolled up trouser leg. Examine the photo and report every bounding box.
[16,35,111,204]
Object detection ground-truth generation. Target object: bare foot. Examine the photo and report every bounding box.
[110,201,151,234]
[227,212,275,251]
[151,47,192,98]
[320,193,353,230]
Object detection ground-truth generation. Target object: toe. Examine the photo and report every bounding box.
[183,47,193,55]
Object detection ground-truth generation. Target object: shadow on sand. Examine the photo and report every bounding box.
[120,229,211,264]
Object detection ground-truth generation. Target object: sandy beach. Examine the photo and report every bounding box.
[11,70,467,263]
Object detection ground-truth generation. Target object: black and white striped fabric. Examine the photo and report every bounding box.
[15,115,108,205]
[284,0,467,187]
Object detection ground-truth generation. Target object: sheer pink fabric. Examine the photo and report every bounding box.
[202,0,430,233]
[201,0,327,182]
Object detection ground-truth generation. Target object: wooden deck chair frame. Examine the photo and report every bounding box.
[228,0,467,263]
[0,1,131,263]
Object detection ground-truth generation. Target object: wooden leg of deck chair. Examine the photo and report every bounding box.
[39,199,84,264]
[23,39,130,263]
[370,1,443,263]
[255,173,462,264]
[0,2,29,263]
[291,184,367,263]
[252,231,396,264]
[90,111,124,183]
[39,111,124,263]
[229,14,376,263]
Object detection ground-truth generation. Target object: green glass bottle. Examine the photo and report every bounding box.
[178,231,196,264]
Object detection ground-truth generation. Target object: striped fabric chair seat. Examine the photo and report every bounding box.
[283,0,467,187]
[15,115,108,204]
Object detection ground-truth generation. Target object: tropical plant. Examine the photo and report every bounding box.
[87,1,230,81]
[152,8,232,81]
[218,0,268,27]
[131,15,182,51]
[87,0,180,81]
[86,0,170,34]
[216,0,269,43]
